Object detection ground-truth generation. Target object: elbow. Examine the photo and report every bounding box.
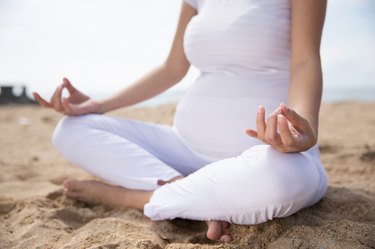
[163,60,190,83]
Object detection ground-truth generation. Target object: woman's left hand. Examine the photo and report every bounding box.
[245,103,317,153]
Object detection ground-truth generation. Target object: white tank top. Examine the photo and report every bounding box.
[173,0,291,161]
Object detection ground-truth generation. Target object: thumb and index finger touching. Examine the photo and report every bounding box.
[245,103,306,137]
[62,77,77,95]
[278,103,307,132]
[32,77,76,108]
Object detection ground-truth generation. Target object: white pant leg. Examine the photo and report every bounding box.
[53,114,209,191]
[144,145,327,224]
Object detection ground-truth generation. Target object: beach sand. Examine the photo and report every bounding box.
[0,102,374,249]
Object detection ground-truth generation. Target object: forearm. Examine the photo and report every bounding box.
[288,57,323,137]
[97,63,187,113]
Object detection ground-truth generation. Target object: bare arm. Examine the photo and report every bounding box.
[288,0,327,136]
[245,0,327,152]
[97,2,197,113]
[33,3,197,115]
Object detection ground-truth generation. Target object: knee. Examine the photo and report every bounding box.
[52,115,96,153]
[52,116,76,152]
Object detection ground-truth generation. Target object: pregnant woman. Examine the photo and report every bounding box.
[33,0,327,243]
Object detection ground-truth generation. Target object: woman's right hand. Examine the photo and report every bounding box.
[32,78,101,116]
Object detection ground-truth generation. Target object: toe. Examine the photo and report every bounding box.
[221,221,230,229]
[206,221,222,240]
[63,179,83,198]
[220,234,232,243]
[63,179,80,190]
[220,222,232,243]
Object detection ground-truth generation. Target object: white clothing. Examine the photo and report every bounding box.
[52,0,328,225]
[53,115,207,190]
[53,115,327,224]
[145,145,326,224]
[175,0,291,161]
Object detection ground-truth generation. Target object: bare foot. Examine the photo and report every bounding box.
[63,179,152,209]
[64,179,233,243]
[206,220,232,243]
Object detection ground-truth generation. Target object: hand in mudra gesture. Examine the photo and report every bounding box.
[245,103,317,153]
[32,78,100,116]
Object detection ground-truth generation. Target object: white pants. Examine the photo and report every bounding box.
[53,114,327,224]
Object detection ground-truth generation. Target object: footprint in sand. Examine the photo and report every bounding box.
[46,189,64,200]
[0,197,17,215]
[50,206,100,229]
[319,144,340,154]
[360,151,375,163]
[151,219,210,244]
[49,175,70,185]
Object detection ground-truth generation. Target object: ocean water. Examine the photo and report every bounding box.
[322,86,375,103]
[137,86,375,107]
[92,83,375,107]
[2,81,375,108]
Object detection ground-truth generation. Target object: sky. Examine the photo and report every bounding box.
[0,0,374,102]
[321,0,375,92]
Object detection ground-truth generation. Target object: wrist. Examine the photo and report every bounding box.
[90,99,105,114]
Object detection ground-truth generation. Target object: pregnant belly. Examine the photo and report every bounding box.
[173,72,289,161]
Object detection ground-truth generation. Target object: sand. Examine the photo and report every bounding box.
[0,102,374,249]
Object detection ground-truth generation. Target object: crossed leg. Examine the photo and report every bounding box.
[54,115,234,242]
[63,179,232,243]
[54,116,324,244]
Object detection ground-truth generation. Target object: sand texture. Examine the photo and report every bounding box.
[0,102,374,249]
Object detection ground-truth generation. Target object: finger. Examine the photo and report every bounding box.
[32,92,52,108]
[50,84,63,102]
[280,103,308,131]
[256,106,266,140]
[289,125,302,137]
[278,114,295,147]
[244,129,258,138]
[62,98,73,115]
[265,113,282,146]
[63,77,76,95]
[51,85,64,112]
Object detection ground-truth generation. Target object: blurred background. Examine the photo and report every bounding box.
[0,0,374,106]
